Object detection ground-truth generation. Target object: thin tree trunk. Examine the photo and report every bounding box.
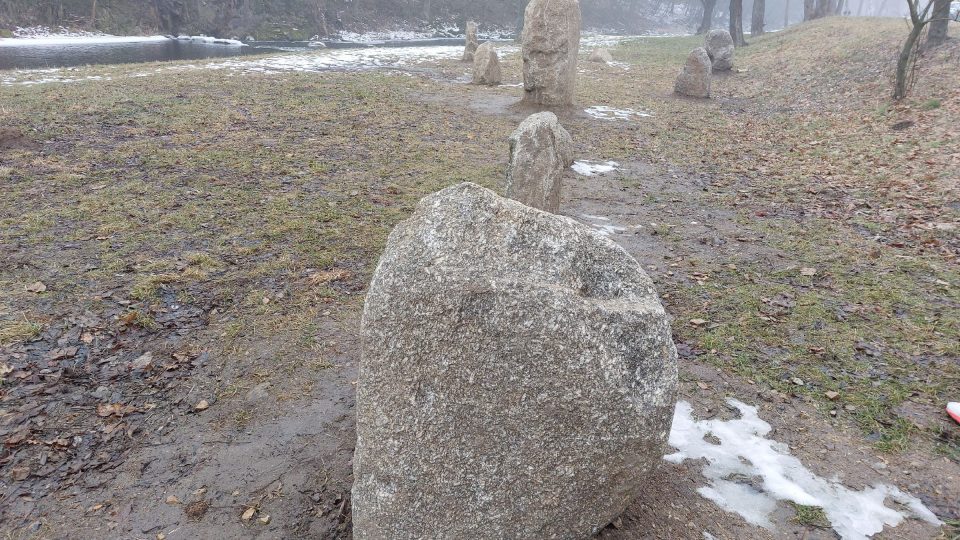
[804,0,815,20]
[698,0,717,33]
[894,0,933,99]
[926,0,950,47]
[90,0,97,28]
[730,0,746,45]
[752,0,765,35]
[784,0,790,27]
[856,0,865,15]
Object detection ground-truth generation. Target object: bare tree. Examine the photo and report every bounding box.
[730,0,746,45]
[894,0,934,99]
[925,0,951,47]
[752,0,765,35]
[784,0,791,27]
[698,0,717,33]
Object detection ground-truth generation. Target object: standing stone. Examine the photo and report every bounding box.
[472,42,502,85]
[506,112,573,213]
[674,47,712,98]
[704,29,735,71]
[521,0,582,107]
[462,21,478,62]
[588,47,614,63]
[353,182,679,539]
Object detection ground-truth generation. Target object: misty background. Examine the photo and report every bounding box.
[0,0,911,40]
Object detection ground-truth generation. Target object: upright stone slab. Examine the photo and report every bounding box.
[705,29,735,71]
[520,0,582,107]
[506,112,573,213]
[472,42,502,85]
[589,47,613,63]
[462,21,478,62]
[674,47,712,98]
[353,182,679,539]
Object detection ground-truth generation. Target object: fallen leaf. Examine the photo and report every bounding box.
[25,281,47,293]
[10,466,30,481]
[309,269,351,286]
[0,363,12,381]
[241,507,256,521]
[825,391,840,401]
[194,400,210,412]
[800,267,817,276]
[166,495,180,505]
[689,318,708,326]
[130,352,154,371]
[96,403,139,417]
[258,515,271,525]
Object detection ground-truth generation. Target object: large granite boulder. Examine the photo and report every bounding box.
[352,182,678,539]
[472,42,502,85]
[462,21,478,62]
[589,47,614,63]
[674,47,712,98]
[506,112,573,213]
[705,29,735,71]
[521,0,582,107]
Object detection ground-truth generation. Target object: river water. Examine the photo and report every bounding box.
[0,35,471,71]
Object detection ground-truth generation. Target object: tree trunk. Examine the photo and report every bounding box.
[698,0,717,33]
[856,0,865,15]
[784,0,790,27]
[730,0,746,45]
[752,0,765,35]
[804,0,815,20]
[91,0,97,29]
[926,0,950,47]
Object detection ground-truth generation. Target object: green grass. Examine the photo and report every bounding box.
[790,503,830,528]
[0,19,956,459]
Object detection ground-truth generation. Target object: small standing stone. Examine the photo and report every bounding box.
[705,29,735,71]
[462,21,478,62]
[352,182,679,538]
[521,0,582,107]
[674,47,712,98]
[506,112,573,213]
[589,48,613,63]
[472,42,502,86]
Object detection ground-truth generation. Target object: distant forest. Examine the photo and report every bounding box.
[0,0,906,39]
[0,0,699,39]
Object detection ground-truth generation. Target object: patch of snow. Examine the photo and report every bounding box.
[584,105,653,121]
[572,160,620,176]
[0,33,169,47]
[338,30,435,43]
[579,214,627,236]
[176,35,245,47]
[665,399,942,540]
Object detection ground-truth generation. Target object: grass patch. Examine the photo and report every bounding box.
[789,503,830,528]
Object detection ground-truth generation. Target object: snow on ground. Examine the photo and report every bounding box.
[175,35,245,47]
[579,214,628,236]
[0,34,168,47]
[572,160,621,176]
[584,105,653,121]
[665,399,942,540]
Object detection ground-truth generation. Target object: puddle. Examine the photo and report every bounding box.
[572,160,620,176]
[666,399,942,540]
[584,105,653,121]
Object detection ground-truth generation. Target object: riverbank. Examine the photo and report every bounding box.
[1,17,958,539]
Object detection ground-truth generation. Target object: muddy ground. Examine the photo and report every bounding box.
[1,17,958,540]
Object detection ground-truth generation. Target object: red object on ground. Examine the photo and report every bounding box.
[948,402,960,424]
